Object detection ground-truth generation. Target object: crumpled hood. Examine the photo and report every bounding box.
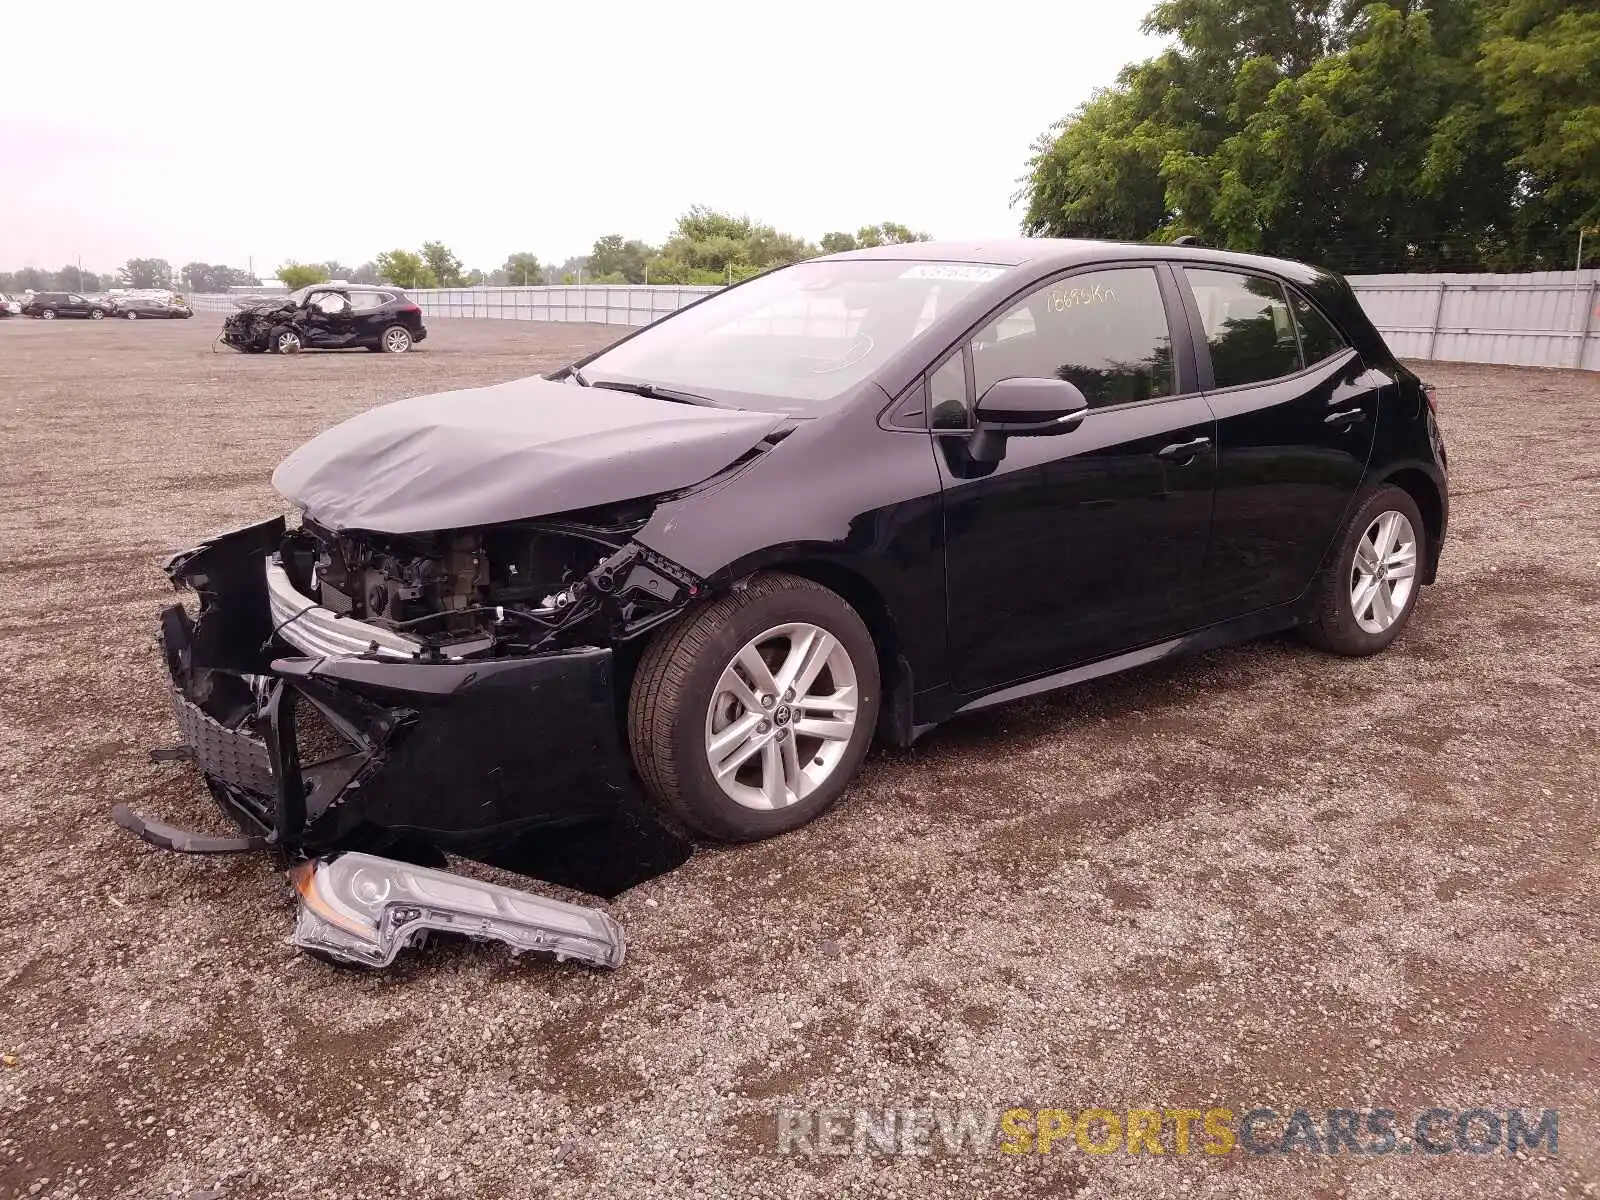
[272,376,788,533]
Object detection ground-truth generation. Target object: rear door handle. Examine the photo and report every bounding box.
[1155,436,1211,463]
[1325,407,1366,427]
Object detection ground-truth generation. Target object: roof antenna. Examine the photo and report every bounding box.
[1171,234,1205,247]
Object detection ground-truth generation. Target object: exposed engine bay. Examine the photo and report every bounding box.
[277,504,703,661]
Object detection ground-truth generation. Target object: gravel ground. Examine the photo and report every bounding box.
[1,316,1596,1200]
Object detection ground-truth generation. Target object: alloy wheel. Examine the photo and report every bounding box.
[703,622,859,811]
[277,331,301,353]
[1350,510,1417,634]
[383,327,411,353]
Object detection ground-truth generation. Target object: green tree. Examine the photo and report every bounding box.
[375,249,436,288]
[420,241,463,288]
[11,267,50,292]
[588,235,653,283]
[820,222,931,253]
[503,252,543,285]
[119,258,173,289]
[1019,0,1592,273]
[182,263,259,293]
[351,261,383,285]
[1478,0,1600,229]
[646,206,817,284]
[276,261,330,289]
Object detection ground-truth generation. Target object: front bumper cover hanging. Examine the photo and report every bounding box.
[115,517,696,971]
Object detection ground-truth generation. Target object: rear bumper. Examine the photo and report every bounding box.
[145,518,690,898]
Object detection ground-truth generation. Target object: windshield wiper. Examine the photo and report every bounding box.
[589,379,720,407]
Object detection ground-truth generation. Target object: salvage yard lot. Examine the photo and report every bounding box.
[1,316,1597,1200]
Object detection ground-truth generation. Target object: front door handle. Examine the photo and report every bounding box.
[1325,407,1366,427]
[1155,436,1211,463]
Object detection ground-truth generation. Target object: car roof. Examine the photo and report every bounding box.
[316,283,394,291]
[820,236,1326,285]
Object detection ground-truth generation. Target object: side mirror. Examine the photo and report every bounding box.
[968,377,1089,463]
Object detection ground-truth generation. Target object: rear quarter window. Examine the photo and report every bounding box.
[1288,292,1348,365]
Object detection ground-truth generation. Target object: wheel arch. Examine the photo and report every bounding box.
[1374,465,1445,583]
[705,556,916,748]
[759,557,917,747]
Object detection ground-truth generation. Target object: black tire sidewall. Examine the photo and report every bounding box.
[1324,485,1427,652]
[662,586,879,840]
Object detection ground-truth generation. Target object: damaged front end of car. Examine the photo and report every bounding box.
[121,506,705,968]
[219,301,294,353]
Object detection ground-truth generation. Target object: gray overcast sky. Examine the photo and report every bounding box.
[3,1,1162,274]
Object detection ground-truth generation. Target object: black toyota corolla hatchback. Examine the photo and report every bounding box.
[125,238,1446,922]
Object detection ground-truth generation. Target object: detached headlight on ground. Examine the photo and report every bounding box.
[289,852,626,969]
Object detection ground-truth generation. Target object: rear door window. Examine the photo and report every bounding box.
[1182,269,1302,388]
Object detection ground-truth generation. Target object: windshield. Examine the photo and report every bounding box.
[581,259,1005,413]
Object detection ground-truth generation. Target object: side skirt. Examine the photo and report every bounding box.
[914,603,1303,737]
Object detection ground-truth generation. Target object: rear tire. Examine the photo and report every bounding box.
[628,572,879,842]
[90,308,105,320]
[125,311,139,320]
[1300,484,1427,656]
[379,325,412,354]
[39,310,55,320]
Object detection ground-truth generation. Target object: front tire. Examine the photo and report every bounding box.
[628,572,880,841]
[1300,484,1427,656]
[125,311,138,320]
[270,327,301,354]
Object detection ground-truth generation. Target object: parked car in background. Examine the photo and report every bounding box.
[220,284,427,353]
[22,292,115,320]
[0,293,21,316]
[112,292,193,319]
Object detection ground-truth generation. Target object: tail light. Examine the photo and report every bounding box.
[398,303,421,314]
[1421,382,1438,414]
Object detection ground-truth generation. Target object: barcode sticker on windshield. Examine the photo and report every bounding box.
[899,264,1006,282]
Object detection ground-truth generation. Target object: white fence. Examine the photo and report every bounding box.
[1346,270,1600,371]
[186,285,721,325]
[188,272,1600,370]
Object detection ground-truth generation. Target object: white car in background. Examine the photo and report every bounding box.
[0,293,21,316]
